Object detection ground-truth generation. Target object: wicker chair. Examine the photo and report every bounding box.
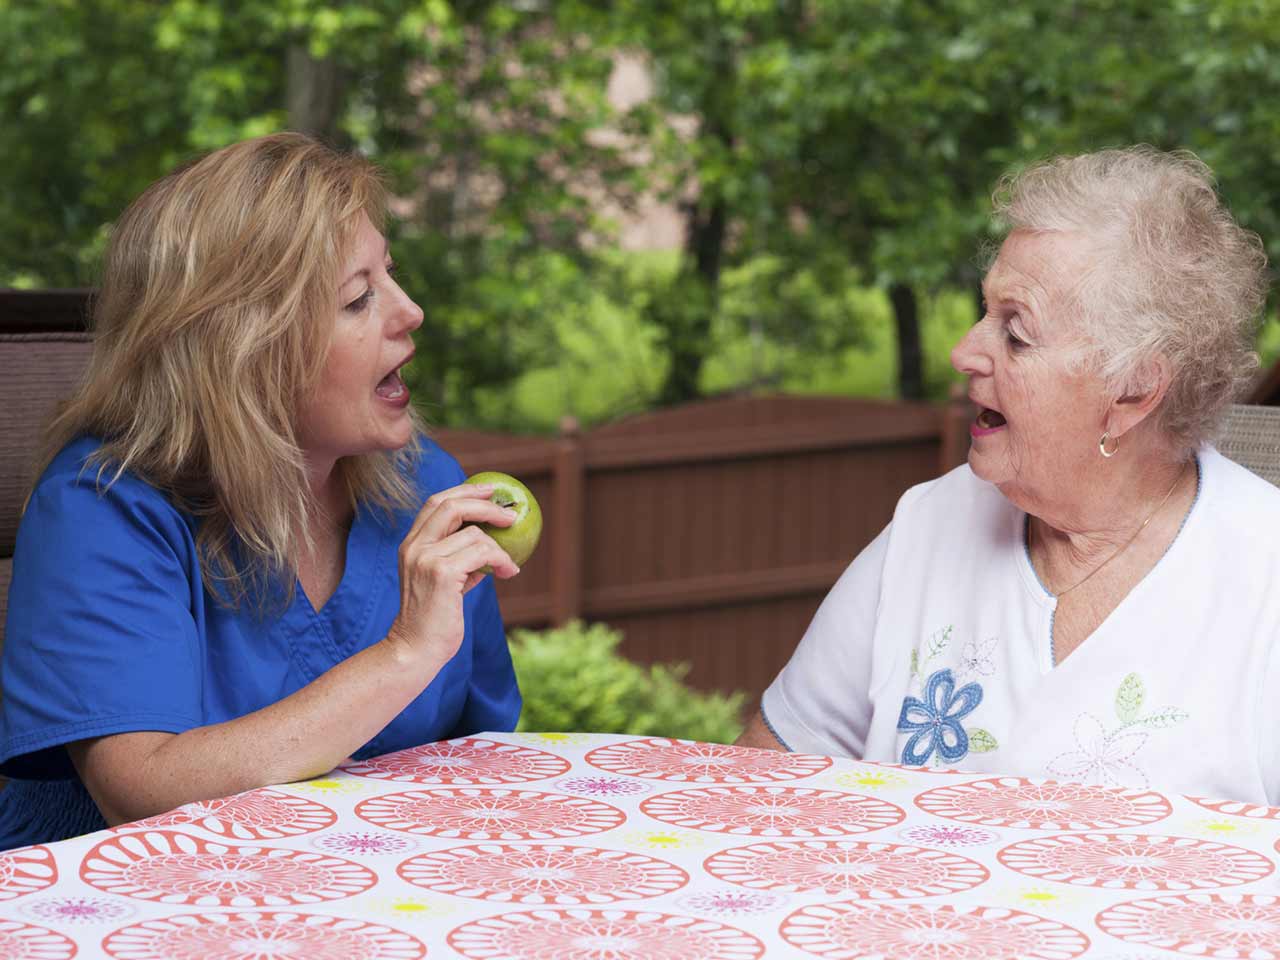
[1216,403,1280,488]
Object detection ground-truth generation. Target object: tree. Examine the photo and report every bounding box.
[0,0,639,426]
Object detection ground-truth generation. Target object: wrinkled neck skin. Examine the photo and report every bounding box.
[1006,421,1194,569]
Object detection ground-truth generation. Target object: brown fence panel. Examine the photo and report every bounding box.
[442,395,955,697]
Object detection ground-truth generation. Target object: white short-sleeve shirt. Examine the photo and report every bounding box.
[763,447,1280,805]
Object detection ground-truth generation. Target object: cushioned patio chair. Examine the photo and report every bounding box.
[0,291,94,652]
[1217,402,1280,490]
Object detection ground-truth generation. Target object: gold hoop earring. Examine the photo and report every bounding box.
[1099,432,1119,458]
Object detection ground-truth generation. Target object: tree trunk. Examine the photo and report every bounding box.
[658,196,728,406]
[286,44,343,143]
[890,282,924,400]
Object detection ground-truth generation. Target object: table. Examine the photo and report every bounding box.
[2,732,1280,958]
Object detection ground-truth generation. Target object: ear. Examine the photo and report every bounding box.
[1106,354,1172,440]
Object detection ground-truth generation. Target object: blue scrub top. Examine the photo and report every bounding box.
[0,434,521,849]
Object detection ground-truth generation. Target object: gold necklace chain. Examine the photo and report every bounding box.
[1050,461,1190,598]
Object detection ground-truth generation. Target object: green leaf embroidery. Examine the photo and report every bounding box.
[909,649,920,679]
[968,728,999,753]
[924,625,952,663]
[1115,673,1145,723]
[1135,706,1189,730]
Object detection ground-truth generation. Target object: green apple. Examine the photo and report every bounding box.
[464,471,543,569]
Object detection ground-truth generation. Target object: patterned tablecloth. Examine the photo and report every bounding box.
[3,732,1280,959]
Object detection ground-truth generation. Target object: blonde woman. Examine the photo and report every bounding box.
[0,133,523,848]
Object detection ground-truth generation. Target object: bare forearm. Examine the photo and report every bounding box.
[734,706,788,752]
[77,636,447,825]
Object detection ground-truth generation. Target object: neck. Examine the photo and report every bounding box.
[1032,454,1189,550]
[305,454,354,536]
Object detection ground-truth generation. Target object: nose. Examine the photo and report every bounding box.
[950,321,993,378]
[392,282,424,335]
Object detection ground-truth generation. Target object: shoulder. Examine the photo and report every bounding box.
[890,461,1013,535]
[1199,445,1280,519]
[26,436,191,536]
[1189,446,1280,569]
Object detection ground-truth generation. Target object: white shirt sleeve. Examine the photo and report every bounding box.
[760,524,889,757]
[1260,636,1280,807]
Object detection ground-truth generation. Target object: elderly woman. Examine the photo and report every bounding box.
[0,133,523,849]
[738,146,1280,805]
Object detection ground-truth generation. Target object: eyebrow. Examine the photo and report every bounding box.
[339,239,392,289]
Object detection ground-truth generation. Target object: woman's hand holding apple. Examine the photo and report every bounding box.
[383,482,520,669]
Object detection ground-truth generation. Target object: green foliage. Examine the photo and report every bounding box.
[509,621,747,744]
[4,0,1279,423]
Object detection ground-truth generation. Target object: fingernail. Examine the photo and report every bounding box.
[503,508,518,519]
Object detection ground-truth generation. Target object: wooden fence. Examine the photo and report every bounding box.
[437,394,971,698]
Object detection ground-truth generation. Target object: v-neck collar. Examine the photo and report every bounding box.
[1014,451,1205,670]
[282,501,394,681]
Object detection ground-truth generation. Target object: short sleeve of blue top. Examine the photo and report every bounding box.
[0,434,521,849]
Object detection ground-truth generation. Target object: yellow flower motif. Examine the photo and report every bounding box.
[363,897,458,920]
[287,776,367,795]
[1185,816,1258,838]
[1005,885,1080,909]
[510,731,594,747]
[621,829,706,850]
[830,768,911,791]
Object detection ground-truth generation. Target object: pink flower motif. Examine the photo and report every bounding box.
[898,824,998,848]
[1047,713,1150,789]
[24,896,135,924]
[557,776,651,797]
[680,889,788,917]
[312,832,416,856]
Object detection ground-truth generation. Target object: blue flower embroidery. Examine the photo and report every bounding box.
[897,668,983,766]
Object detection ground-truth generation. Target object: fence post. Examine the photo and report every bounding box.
[939,383,973,475]
[550,416,584,624]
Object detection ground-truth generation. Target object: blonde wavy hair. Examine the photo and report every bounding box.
[35,132,425,607]
[991,146,1269,454]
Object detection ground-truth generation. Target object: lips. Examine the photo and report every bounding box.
[375,352,414,407]
[970,403,1007,438]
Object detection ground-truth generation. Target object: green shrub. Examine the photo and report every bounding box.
[509,620,747,744]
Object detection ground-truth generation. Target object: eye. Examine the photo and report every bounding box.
[344,288,374,313]
[386,259,398,278]
[1005,323,1028,349]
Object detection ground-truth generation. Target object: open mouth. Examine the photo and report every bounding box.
[375,354,413,406]
[972,407,1007,436]
[375,370,407,400]
[976,408,1006,429]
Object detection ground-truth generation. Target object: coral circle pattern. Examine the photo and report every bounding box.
[341,738,571,785]
[126,790,337,840]
[703,840,990,899]
[0,919,78,960]
[585,738,832,783]
[996,833,1274,890]
[354,788,626,841]
[780,901,1091,959]
[79,830,376,907]
[0,845,57,902]
[1094,893,1280,957]
[640,786,905,837]
[397,843,689,904]
[915,778,1173,830]
[100,910,427,960]
[447,908,766,960]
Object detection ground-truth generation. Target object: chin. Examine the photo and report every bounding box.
[966,448,1004,485]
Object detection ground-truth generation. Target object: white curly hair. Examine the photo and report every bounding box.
[991,146,1269,454]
